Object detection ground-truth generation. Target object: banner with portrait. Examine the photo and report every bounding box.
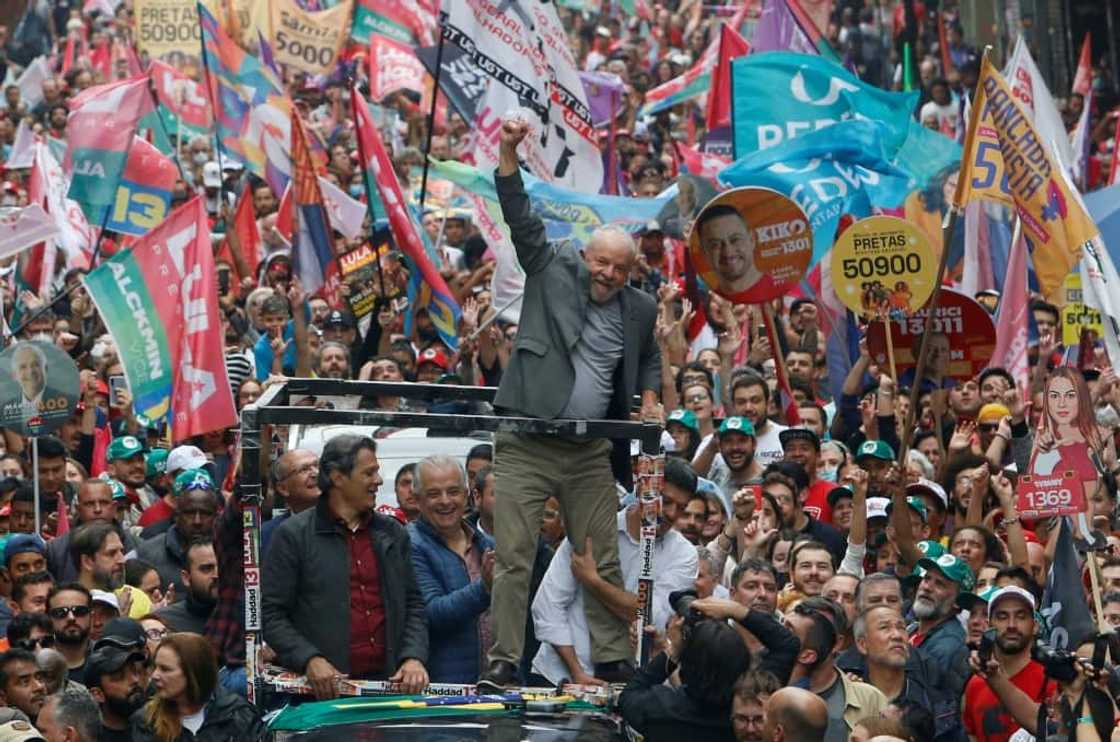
[0,341,79,437]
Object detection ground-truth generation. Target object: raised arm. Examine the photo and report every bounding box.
[494,119,554,276]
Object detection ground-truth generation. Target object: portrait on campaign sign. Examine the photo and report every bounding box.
[688,187,812,304]
[830,215,937,318]
[866,288,995,387]
[0,341,79,436]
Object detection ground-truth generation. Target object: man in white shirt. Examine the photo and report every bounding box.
[531,485,698,686]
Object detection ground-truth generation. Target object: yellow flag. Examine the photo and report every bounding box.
[268,0,353,77]
[955,55,1099,300]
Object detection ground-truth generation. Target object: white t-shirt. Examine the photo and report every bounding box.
[754,421,788,467]
[181,707,206,736]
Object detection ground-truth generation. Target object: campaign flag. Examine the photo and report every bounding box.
[990,231,1031,389]
[1070,92,1093,190]
[416,44,485,123]
[290,113,335,297]
[1072,34,1093,97]
[720,119,915,267]
[63,77,153,220]
[368,34,427,102]
[317,176,366,241]
[352,0,435,47]
[441,0,602,192]
[1079,229,1120,376]
[351,89,390,225]
[706,25,750,130]
[6,119,35,170]
[149,60,213,136]
[357,88,459,349]
[0,205,59,259]
[1040,518,1096,650]
[269,0,352,77]
[677,143,731,180]
[1003,37,1074,173]
[955,56,1099,301]
[216,186,261,284]
[199,1,292,195]
[580,71,625,128]
[751,0,840,62]
[640,34,720,118]
[89,137,179,237]
[26,143,94,296]
[82,197,237,441]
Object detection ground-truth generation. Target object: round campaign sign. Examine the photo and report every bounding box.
[866,288,996,386]
[0,341,80,436]
[830,216,937,318]
[688,187,813,304]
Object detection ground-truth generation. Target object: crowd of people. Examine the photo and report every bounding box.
[0,0,1115,741]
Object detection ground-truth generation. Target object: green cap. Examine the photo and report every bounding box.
[718,417,755,437]
[666,409,699,433]
[957,585,999,612]
[916,553,976,592]
[917,540,946,559]
[145,449,169,479]
[107,436,144,462]
[173,468,214,495]
[100,476,127,501]
[887,496,929,523]
[855,439,896,462]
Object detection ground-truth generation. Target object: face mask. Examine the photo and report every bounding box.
[818,466,838,482]
[349,184,363,198]
[193,152,209,165]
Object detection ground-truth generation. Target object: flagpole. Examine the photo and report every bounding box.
[894,48,991,466]
[418,25,447,211]
[349,84,387,298]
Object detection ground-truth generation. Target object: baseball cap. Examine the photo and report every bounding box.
[146,448,169,478]
[887,495,929,523]
[666,409,699,433]
[417,347,450,371]
[4,534,45,566]
[0,721,44,742]
[90,590,120,613]
[855,439,895,462]
[166,445,207,475]
[107,435,144,461]
[977,403,1010,424]
[957,585,998,612]
[917,539,946,559]
[826,486,853,507]
[641,220,663,234]
[99,617,147,648]
[201,161,221,188]
[987,585,1036,618]
[916,553,976,591]
[173,468,214,495]
[324,309,356,329]
[99,476,126,501]
[779,427,820,451]
[84,642,145,688]
[719,417,755,437]
[907,478,948,510]
[866,497,890,520]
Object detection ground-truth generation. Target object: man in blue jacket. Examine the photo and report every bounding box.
[408,455,494,684]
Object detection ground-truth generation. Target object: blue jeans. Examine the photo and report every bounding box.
[218,665,247,698]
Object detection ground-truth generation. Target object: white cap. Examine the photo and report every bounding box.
[201,161,221,188]
[988,585,1036,618]
[867,497,890,520]
[90,590,120,613]
[907,478,948,509]
[166,445,208,475]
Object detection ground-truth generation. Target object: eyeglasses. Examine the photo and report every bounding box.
[685,394,711,403]
[49,605,91,620]
[145,628,168,641]
[14,636,54,651]
[283,463,319,479]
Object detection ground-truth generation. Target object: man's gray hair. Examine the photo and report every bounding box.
[853,572,902,613]
[587,224,638,257]
[42,686,100,742]
[317,434,377,494]
[414,455,468,497]
[852,604,904,643]
[695,546,720,578]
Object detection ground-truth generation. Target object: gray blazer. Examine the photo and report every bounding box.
[491,170,661,425]
[262,497,429,676]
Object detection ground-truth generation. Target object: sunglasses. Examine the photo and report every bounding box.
[14,636,54,651]
[49,605,91,620]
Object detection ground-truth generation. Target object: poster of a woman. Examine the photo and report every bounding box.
[1029,367,1104,484]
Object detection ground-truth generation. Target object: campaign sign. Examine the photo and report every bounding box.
[339,241,388,319]
[1060,272,1104,347]
[1015,471,1085,519]
[0,341,79,436]
[866,288,996,385]
[830,215,937,318]
[688,187,813,304]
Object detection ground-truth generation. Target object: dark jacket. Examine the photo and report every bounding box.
[156,591,214,635]
[407,518,493,683]
[129,687,264,742]
[492,170,661,486]
[47,523,140,583]
[618,610,799,742]
[262,497,428,676]
[134,527,190,602]
[909,615,971,697]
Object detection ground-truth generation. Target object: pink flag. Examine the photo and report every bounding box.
[991,232,1030,390]
[368,35,427,101]
[1072,34,1092,97]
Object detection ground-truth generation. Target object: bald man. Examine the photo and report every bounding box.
[762,687,828,742]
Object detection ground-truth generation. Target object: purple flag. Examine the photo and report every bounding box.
[752,0,818,54]
[580,71,625,128]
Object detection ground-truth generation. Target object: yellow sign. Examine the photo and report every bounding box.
[830,216,937,318]
[135,0,203,61]
[1060,272,1103,346]
[269,0,352,76]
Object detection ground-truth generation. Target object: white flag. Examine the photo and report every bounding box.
[0,205,59,259]
[316,176,366,241]
[6,120,35,169]
[1003,37,1075,172]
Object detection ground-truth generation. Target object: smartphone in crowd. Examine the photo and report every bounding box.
[108,375,128,406]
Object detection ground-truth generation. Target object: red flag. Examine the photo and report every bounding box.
[937,12,954,77]
[90,38,112,80]
[217,188,262,291]
[274,184,293,241]
[705,24,750,131]
[1072,34,1092,97]
[991,233,1030,392]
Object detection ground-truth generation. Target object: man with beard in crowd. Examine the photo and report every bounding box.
[84,631,147,742]
[105,436,157,525]
[155,540,218,635]
[70,523,125,593]
[135,469,219,600]
[46,584,92,683]
[0,648,47,722]
[316,341,351,380]
[46,480,138,583]
[699,417,762,503]
[910,553,974,697]
[730,671,781,742]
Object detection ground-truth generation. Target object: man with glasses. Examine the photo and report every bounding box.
[262,449,320,556]
[46,584,92,683]
[730,671,781,742]
[0,648,47,722]
[83,625,147,742]
[6,614,53,653]
[135,469,219,602]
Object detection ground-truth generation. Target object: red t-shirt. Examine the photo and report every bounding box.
[138,498,175,527]
[802,480,834,524]
[963,660,1055,742]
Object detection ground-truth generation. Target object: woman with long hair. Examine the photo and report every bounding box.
[1032,367,1104,481]
[132,633,263,742]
